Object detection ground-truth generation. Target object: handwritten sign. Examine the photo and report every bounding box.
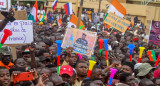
[103,12,130,33]
[0,0,11,11]
[0,20,33,44]
[61,28,97,56]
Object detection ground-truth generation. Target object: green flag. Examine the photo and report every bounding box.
[79,25,83,29]
[51,9,53,13]
[41,12,47,23]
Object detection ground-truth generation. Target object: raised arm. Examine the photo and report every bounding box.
[0,8,15,31]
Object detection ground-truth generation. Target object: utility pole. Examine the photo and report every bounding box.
[98,0,101,13]
[77,0,83,28]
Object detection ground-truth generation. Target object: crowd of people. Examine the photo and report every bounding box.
[0,7,160,86]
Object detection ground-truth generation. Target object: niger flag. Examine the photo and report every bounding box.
[68,14,85,30]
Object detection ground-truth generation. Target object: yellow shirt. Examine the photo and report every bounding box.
[73,79,82,86]
[61,60,69,66]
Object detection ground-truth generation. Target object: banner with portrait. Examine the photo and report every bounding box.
[149,20,160,45]
[61,28,97,56]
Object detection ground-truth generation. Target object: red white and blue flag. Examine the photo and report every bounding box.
[64,3,73,15]
[52,0,58,11]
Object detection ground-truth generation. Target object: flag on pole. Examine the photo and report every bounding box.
[107,0,126,18]
[28,0,38,22]
[52,0,58,11]
[64,3,73,15]
[41,12,47,22]
[68,14,85,30]
[103,0,126,29]
[38,14,43,21]
[57,15,62,26]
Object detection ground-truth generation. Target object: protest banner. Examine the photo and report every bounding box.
[0,20,33,44]
[0,10,28,20]
[61,28,97,57]
[103,12,130,33]
[148,20,160,45]
[0,0,11,11]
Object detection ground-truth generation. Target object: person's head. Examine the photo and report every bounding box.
[141,57,149,63]
[1,54,12,65]
[39,42,46,49]
[92,79,103,86]
[43,38,52,50]
[82,79,93,86]
[49,47,56,55]
[137,63,155,79]
[121,61,134,73]
[119,72,136,86]
[75,61,88,76]
[100,58,107,69]
[139,78,155,86]
[90,65,102,80]
[39,56,50,67]
[60,65,73,84]
[14,58,27,68]
[0,67,10,86]
[40,67,52,77]
[66,53,77,67]
[82,33,87,39]
[152,78,160,86]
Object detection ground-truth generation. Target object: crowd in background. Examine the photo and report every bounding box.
[0,7,159,86]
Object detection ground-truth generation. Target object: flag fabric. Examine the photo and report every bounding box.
[38,14,43,21]
[107,0,126,18]
[52,0,58,11]
[41,12,47,22]
[28,0,38,22]
[64,3,73,15]
[68,14,85,30]
[104,23,111,29]
[51,9,53,13]
[57,15,62,26]
[103,0,126,29]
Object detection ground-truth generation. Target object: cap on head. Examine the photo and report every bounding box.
[60,65,73,77]
[137,63,155,77]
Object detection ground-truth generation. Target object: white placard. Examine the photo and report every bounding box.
[0,0,11,11]
[0,20,33,44]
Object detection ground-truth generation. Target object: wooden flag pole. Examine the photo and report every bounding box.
[77,0,83,28]
[98,0,102,13]
[75,0,79,17]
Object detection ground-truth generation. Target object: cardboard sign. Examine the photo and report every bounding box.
[61,28,97,56]
[0,20,33,44]
[149,20,160,45]
[0,10,28,20]
[103,12,130,33]
[0,0,11,11]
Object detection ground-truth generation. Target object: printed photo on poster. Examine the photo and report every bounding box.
[61,28,97,56]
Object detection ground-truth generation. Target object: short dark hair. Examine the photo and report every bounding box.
[122,61,134,71]
[82,33,87,36]
[38,49,48,57]
[119,72,131,83]
[92,65,101,74]
[75,60,87,68]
